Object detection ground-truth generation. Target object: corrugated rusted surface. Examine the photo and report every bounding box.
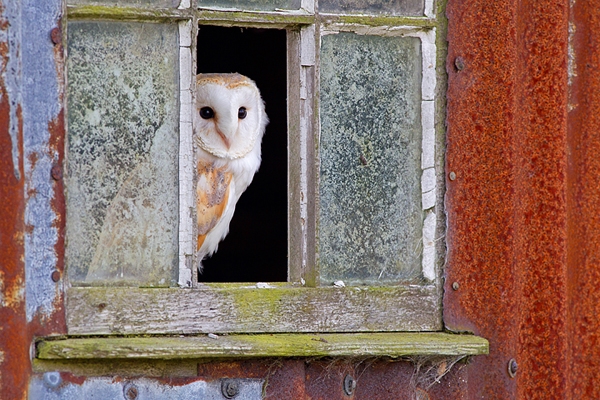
[197,359,307,399]
[444,0,582,398]
[567,0,600,398]
[0,2,28,398]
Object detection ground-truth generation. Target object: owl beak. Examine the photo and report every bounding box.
[215,126,231,150]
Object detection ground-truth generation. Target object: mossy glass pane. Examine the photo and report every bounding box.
[67,0,179,7]
[66,21,179,287]
[197,0,300,12]
[319,0,423,15]
[319,33,422,285]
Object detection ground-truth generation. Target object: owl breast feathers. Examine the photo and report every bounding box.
[194,73,268,271]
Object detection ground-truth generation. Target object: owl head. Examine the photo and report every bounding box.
[194,73,268,160]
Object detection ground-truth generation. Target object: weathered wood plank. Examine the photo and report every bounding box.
[37,333,488,360]
[67,284,441,335]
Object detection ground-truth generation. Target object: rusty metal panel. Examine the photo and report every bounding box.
[567,0,600,398]
[197,360,307,399]
[1,0,66,398]
[444,0,570,398]
[29,374,264,399]
[0,1,28,398]
[22,0,66,333]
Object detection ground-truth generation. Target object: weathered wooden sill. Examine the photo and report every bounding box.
[67,285,442,335]
[37,333,488,360]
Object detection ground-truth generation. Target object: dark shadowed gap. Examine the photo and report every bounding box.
[197,25,288,282]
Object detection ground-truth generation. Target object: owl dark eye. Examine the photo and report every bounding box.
[200,107,214,119]
[238,107,247,119]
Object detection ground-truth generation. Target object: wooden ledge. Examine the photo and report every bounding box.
[37,333,488,360]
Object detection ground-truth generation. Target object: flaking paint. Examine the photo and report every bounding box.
[22,0,65,323]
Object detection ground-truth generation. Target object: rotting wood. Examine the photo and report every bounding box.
[67,284,441,335]
[37,333,488,360]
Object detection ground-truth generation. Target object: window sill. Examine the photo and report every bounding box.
[37,333,488,360]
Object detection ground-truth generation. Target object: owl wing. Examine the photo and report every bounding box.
[196,161,236,259]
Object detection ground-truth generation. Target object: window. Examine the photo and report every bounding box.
[64,0,444,335]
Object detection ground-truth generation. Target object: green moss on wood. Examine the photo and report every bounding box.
[324,15,436,28]
[37,333,489,360]
[67,5,191,21]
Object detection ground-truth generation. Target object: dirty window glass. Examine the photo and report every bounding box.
[197,0,301,11]
[68,0,180,7]
[66,21,180,287]
[319,0,424,16]
[318,33,423,285]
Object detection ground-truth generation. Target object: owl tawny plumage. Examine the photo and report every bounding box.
[194,73,268,271]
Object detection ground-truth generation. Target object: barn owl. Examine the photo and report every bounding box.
[194,73,268,271]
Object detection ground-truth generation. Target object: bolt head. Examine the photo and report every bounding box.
[51,270,61,282]
[123,383,138,400]
[455,56,465,71]
[449,171,457,181]
[51,164,63,181]
[221,379,239,399]
[50,27,62,45]
[343,374,356,396]
[43,372,61,388]
[508,358,518,378]
[452,282,460,291]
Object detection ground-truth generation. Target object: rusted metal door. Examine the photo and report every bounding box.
[3,0,600,398]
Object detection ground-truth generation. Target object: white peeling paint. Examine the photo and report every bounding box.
[301,0,315,15]
[421,168,435,193]
[422,189,435,210]
[179,21,195,287]
[301,25,316,66]
[422,211,436,281]
[424,0,435,18]
[421,100,435,169]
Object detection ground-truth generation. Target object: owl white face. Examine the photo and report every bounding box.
[194,73,267,160]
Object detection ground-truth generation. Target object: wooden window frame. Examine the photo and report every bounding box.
[64,1,447,337]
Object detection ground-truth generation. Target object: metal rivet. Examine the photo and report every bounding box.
[455,56,465,71]
[51,164,63,181]
[452,282,460,291]
[343,374,356,396]
[449,171,457,181]
[123,383,139,400]
[221,379,239,399]
[508,359,518,378]
[50,27,62,45]
[51,270,61,282]
[43,372,62,388]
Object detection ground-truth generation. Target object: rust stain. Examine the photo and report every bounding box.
[0,43,29,400]
[445,0,570,398]
[197,359,306,399]
[567,1,600,398]
[39,108,67,336]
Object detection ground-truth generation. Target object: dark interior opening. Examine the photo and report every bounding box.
[197,25,288,282]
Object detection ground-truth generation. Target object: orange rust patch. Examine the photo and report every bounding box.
[196,161,232,251]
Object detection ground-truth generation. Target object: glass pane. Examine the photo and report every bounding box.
[319,0,423,16]
[198,0,300,12]
[66,21,179,287]
[67,0,179,7]
[319,33,423,285]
